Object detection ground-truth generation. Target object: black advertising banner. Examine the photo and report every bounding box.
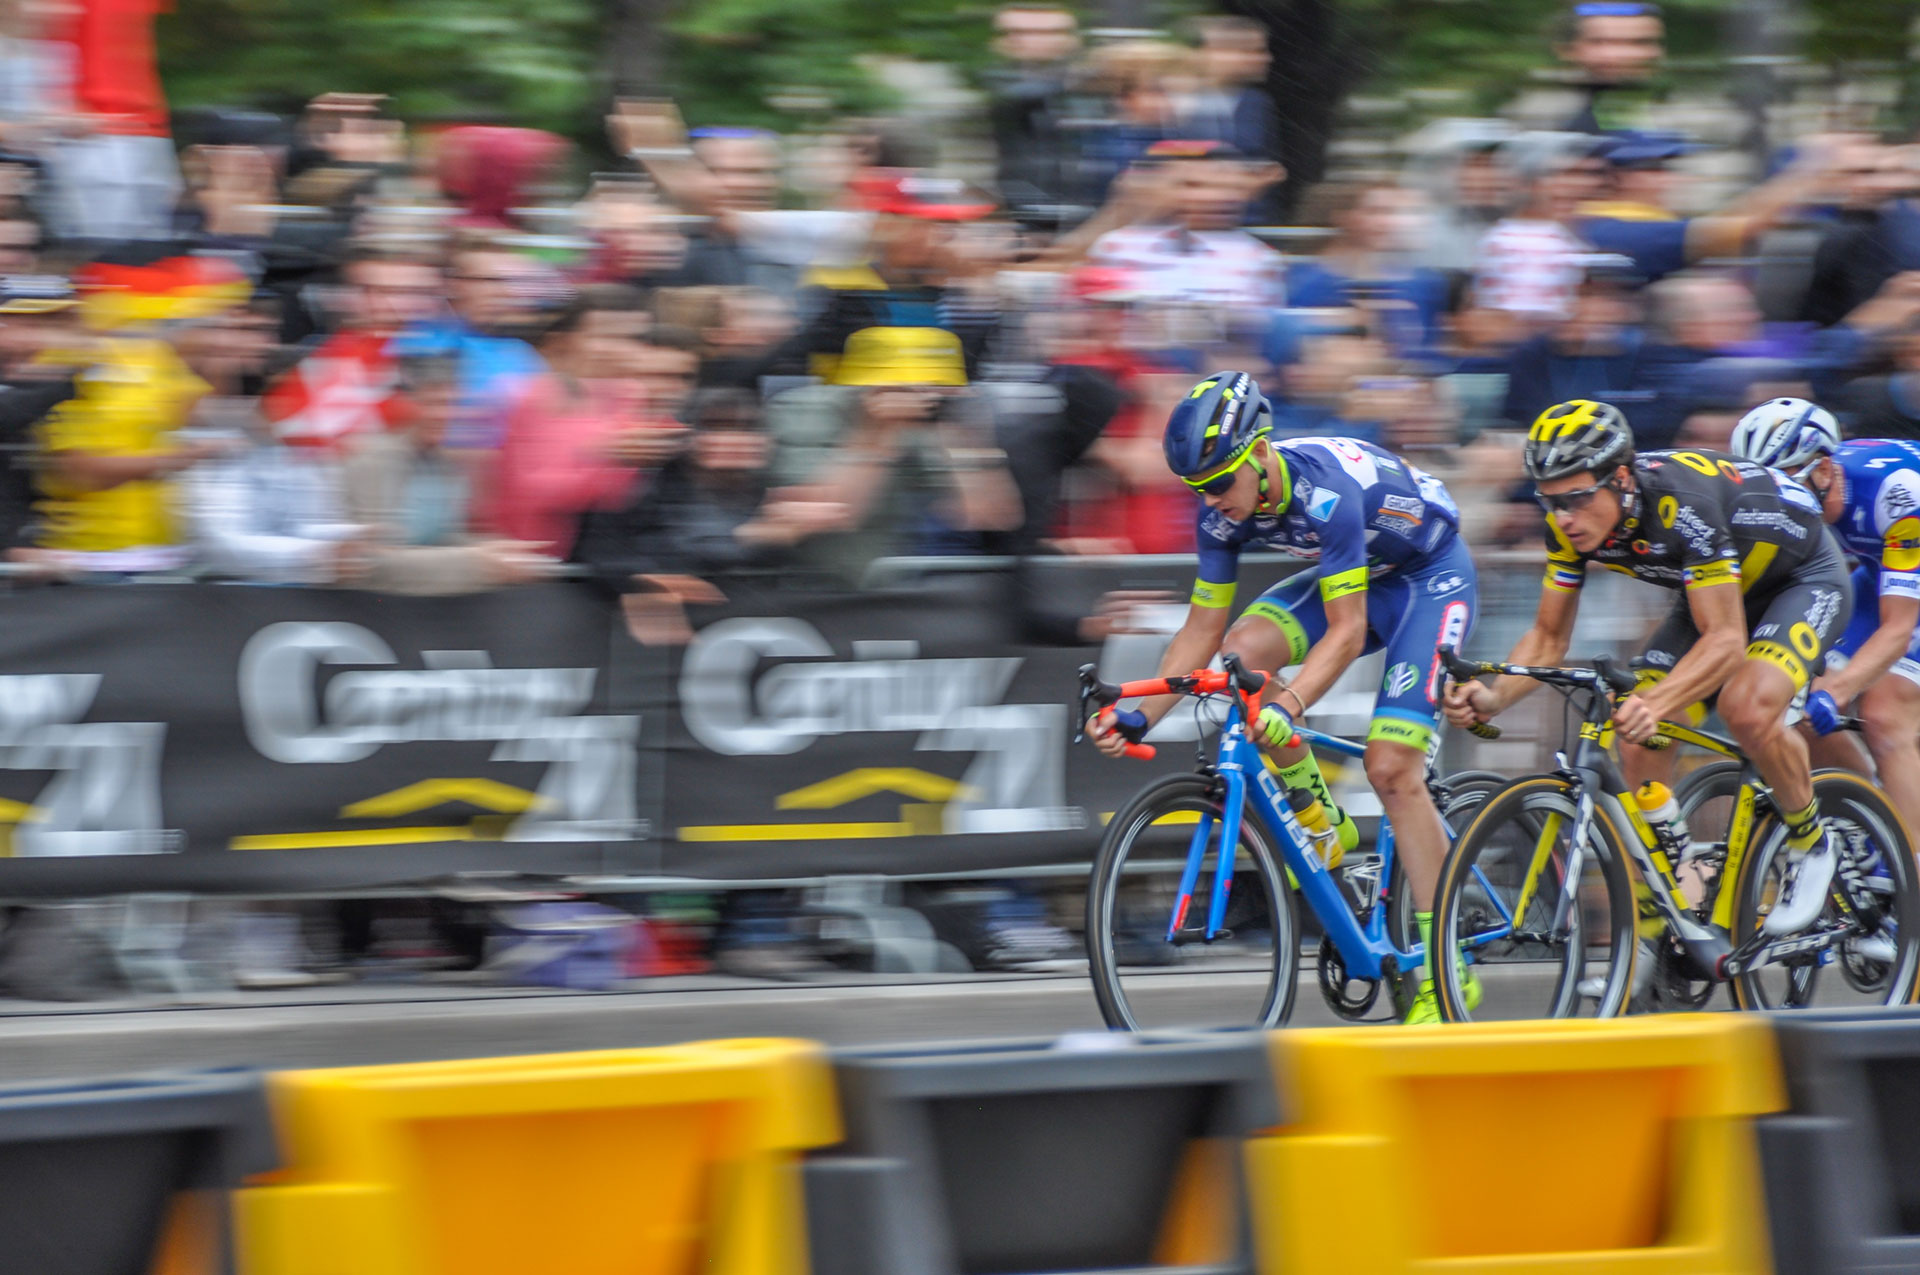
[0,582,652,895]
[0,559,1307,897]
[651,559,1304,881]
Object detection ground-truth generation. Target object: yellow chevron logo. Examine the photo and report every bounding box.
[776,768,974,811]
[340,779,549,820]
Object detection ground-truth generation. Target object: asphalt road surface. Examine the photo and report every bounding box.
[0,962,1599,1082]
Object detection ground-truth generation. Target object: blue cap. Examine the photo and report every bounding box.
[1600,130,1694,168]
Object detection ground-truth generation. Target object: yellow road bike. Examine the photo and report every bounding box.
[1430,646,1920,1020]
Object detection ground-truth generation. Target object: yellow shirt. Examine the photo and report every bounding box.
[36,338,210,554]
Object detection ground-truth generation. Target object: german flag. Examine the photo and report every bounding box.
[72,255,250,330]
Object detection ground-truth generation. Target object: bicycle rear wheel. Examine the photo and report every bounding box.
[1431,775,1638,1021]
[1086,772,1299,1030]
[1730,769,1920,1010]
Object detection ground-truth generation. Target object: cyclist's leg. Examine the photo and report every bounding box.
[1809,563,1884,775]
[1228,569,1325,752]
[1364,557,1474,910]
[1230,574,1368,849]
[1621,602,1703,793]
[1732,571,1852,820]
[1371,542,1477,1019]
[1732,563,1852,933]
[1855,633,1920,835]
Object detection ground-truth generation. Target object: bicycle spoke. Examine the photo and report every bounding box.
[1087,777,1296,1030]
[1437,780,1631,1021]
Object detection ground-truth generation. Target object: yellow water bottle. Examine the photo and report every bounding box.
[1287,787,1346,872]
[1635,781,1692,860]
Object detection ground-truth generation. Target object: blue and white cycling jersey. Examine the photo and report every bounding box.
[1190,436,1460,611]
[1824,439,1920,685]
[1830,439,1920,600]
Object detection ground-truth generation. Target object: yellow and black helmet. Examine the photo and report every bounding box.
[1524,399,1634,482]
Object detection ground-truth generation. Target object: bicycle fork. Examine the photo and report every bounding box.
[1168,769,1245,944]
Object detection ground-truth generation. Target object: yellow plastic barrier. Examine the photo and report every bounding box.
[1245,1015,1784,1275]
[236,1038,839,1275]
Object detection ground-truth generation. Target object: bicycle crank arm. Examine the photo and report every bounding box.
[1167,926,1233,947]
[1666,917,1733,981]
[1716,925,1844,978]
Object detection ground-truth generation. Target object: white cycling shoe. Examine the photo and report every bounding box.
[1763,827,1838,937]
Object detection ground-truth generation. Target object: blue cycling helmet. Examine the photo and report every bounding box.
[1164,370,1275,492]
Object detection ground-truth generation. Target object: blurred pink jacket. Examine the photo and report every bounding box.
[476,375,641,556]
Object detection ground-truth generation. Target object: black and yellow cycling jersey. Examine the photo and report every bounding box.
[1543,448,1850,694]
[1543,449,1830,599]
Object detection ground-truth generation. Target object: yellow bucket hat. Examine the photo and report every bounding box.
[832,326,967,388]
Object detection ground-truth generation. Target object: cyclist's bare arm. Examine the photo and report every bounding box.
[1132,602,1231,728]
[1820,593,1920,704]
[1455,582,1580,719]
[1276,590,1367,713]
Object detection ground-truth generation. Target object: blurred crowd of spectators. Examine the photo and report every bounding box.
[0,0,1918,650]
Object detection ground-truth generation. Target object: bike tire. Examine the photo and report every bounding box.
[1729,769,1920,1011]
[1431,774,1639,1021]
[1376,769,1516,1011]
[1086,772,1299,1031]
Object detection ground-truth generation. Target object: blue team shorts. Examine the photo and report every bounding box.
[1237,533,1477,753]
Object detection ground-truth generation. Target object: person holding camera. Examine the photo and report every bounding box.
[762,324,1018,586]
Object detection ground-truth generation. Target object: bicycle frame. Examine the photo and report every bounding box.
[1653,722,1764,932]
[1548,719,1740,972]
[1078,655,1501,986]
[1436,642,1895,992]
[1169,701,1421,981]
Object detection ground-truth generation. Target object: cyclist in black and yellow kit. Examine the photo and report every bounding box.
[1445,399,1852,940]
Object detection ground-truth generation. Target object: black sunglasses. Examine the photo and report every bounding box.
[1534,477,1618,514]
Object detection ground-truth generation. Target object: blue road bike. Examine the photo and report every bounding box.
[1077,654,1503,1030]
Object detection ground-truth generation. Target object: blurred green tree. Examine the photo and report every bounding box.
[160,0,1880,183]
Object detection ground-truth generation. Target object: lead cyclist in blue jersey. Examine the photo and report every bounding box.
[1087,369,1479,1023]
[1731,398,1920,845]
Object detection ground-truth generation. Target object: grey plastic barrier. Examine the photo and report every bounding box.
[0,1068,277,1275]
[806,1031,1279,1275]
[1759,1008,1920,1275]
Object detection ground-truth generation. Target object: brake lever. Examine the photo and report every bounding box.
[1220,651,1269,696]
[1591,655,1640,698]
[1436,645,1503,740]
[1436,644,1479,682]
[1073,664,1099,743]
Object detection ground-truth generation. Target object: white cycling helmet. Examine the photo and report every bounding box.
[1730,397,1840,476]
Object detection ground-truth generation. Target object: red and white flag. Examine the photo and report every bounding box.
[262,332,400,449]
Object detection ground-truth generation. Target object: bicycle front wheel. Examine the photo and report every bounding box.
[1086,772,1299,1030]
[1730,769,1920,1010]
[1432,775,1638,1021]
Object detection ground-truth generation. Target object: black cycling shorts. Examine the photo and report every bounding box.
[1632,531,1852,705]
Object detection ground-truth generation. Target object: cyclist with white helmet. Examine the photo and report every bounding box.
[1731,397,1920,837]
[1088,370,1480,1022]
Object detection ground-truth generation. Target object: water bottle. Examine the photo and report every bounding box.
[1288,787,1346,871]
[1635,782,1693,861]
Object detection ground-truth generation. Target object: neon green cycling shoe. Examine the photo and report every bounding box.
[1461,964,1483,1011]
[1402,967,1481,1024]
[1403,982,1441,1024]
